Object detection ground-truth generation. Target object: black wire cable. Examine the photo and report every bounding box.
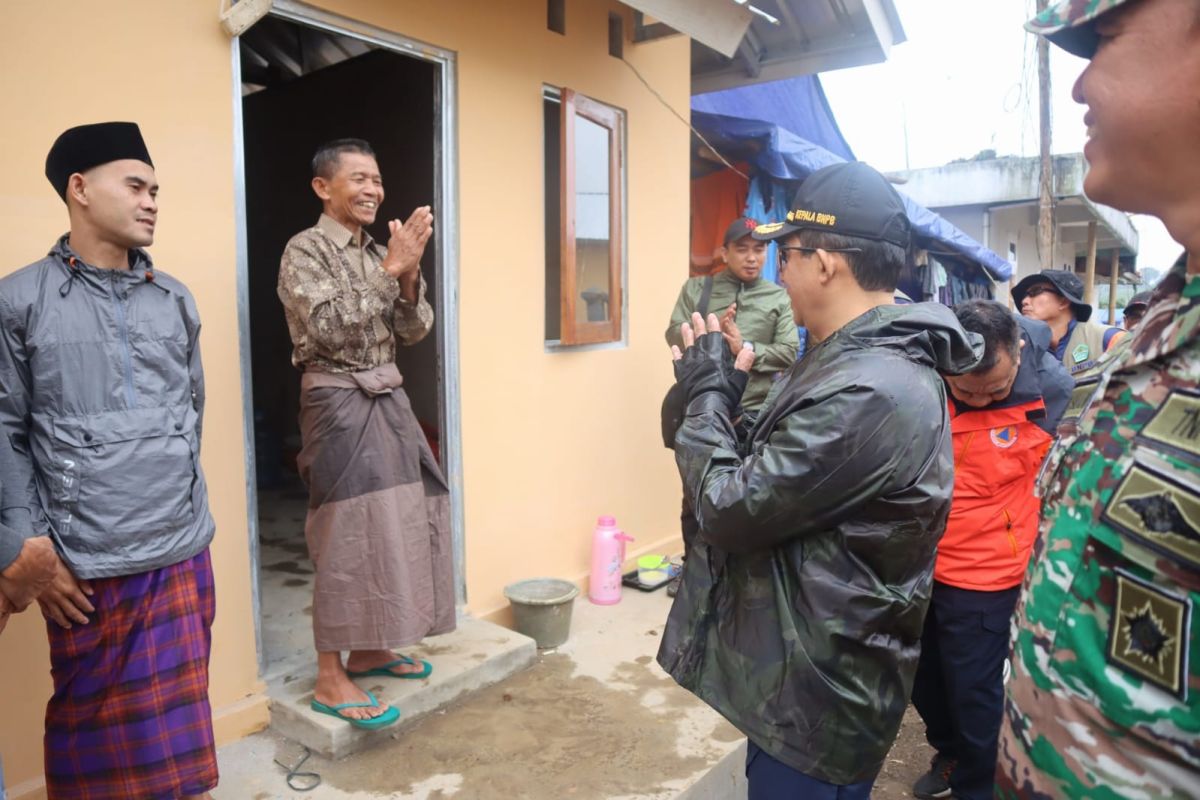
[274,746,322,792]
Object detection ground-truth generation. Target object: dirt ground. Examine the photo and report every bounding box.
[873,706,935,799]
[245,653,933,800]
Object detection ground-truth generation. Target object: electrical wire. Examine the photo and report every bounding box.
[618,56,749,180]
[274,746,321,792]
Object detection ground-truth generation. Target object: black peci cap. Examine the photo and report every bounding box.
[45,122,154,202]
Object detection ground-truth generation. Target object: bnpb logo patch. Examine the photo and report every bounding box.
[990,426,1018,448]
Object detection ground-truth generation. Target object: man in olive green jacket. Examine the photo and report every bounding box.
[665,218,799,592]
[666,217,799,413]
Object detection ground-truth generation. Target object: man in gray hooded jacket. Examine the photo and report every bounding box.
[660,162,982,799]
[0,123,218,799]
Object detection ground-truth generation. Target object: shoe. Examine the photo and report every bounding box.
[310,690,401,730]
[346,654,433,680]
[912,753,956,799]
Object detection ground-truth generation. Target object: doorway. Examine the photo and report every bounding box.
[233,7,462,679]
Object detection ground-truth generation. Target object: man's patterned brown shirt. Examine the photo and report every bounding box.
[277,214,433,373]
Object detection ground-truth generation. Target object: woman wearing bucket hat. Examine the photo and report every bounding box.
[1011,268,1125,377]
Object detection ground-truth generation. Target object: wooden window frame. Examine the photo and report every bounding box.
[557,88,625,346]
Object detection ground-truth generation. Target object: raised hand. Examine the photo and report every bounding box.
[382,205,434,281]
[719,304,745,355]
[671,311,755,372]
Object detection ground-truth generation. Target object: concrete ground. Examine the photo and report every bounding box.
[215,579,934,799]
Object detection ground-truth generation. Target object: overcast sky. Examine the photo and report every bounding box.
[819,0,1181,273]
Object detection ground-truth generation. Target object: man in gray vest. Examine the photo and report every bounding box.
[1012,268,1125,377]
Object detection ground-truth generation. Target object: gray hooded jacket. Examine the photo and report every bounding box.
[0,236,214,579]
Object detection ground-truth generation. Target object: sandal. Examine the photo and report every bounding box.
[310,690,400,730]
[346,654,433,680]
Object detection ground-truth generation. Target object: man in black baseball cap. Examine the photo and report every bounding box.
[666,216,799,414]
[663,214,798,594]
[1011,268,1125,377]
[660,161,981,798]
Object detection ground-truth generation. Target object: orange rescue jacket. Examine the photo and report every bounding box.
[937,398,1052,591]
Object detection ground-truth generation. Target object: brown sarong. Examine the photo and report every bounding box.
[298,363,455,652]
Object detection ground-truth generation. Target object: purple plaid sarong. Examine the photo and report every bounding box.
[44,548,218,800]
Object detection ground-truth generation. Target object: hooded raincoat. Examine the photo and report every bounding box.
[658,302,982,785]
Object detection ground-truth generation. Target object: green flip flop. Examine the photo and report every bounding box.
[346,654,433,680]
[310,690,400,730]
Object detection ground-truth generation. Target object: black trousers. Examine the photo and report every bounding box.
[910,581,1020,800]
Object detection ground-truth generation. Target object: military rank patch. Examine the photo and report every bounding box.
[1137,389,1200,463]
[1107,569,1190,700]
[1102,461,1200,570]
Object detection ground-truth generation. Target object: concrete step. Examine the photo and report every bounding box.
[267,616,537,759]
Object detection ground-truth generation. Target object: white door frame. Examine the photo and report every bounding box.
[230,0,464,673]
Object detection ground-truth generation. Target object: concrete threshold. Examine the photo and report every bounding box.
[217,588,750,799]
[266,616,538,760]
[219,585,935,799]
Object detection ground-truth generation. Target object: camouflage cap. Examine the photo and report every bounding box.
[1025,0,1130,58]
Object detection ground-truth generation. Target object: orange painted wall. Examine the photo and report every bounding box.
[0,0,689,793]
[0,2,268,793]
[302,0,691,619]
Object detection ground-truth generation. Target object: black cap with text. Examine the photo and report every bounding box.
[752,162,910,250]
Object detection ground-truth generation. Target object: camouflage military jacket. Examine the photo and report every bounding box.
[277,214,433,373]
[997,255,1200,799]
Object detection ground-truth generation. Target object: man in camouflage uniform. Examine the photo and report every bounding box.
[998,1,1200,796]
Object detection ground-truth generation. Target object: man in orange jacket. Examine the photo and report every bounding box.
[909,300,1072,800]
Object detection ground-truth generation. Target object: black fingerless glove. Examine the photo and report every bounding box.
[661,331,748,448]
[674,330,748,409]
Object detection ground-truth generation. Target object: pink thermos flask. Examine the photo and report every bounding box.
[589,515,633,605]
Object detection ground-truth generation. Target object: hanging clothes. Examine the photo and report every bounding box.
[690,165,750,276]
[745,175,785,284]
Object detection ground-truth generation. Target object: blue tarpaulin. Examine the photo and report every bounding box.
[692,76,856,162]
[690,110,1013,281]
